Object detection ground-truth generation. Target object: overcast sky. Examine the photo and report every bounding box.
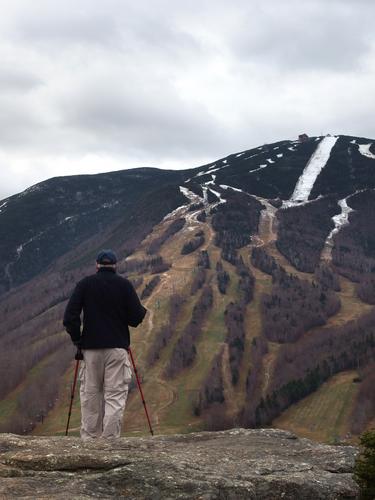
[1,0,374,199]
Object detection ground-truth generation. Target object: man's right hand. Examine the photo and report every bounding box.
[75,348,84,361]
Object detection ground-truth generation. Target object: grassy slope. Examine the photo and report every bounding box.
[1,333,67,432]
[273,370,360,443]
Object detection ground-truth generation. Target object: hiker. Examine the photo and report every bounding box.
[63,249,147,439]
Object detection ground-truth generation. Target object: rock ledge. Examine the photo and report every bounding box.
[0,428,359,499]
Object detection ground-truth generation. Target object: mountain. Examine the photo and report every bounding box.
[0,133,374,440]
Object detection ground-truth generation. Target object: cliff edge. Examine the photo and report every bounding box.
[0,428,359,499]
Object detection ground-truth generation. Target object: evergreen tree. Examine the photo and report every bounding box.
[354,430,375,499]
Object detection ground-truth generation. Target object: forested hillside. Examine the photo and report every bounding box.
[0,133,374,442]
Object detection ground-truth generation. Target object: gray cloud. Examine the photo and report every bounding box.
[0,0,374,199]
[228,1,375,72]
[0,66,42,92]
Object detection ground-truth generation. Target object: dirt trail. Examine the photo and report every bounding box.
[321,240,334,262]
[260,345,280,399]
[221,344,239,419]
[261,353,274,398]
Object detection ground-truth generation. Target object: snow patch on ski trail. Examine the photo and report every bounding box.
[290,135,338,203]
[322,197,353,261]
[179,186,203,204]
[358,143,375,160]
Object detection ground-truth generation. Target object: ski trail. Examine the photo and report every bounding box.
[4,262,13,288]
[321,197,353,261]
[179,186,203,204]
[290,136,338,202]
[249,164,268,174]
[250,195,278,248]
[358,143,375,160]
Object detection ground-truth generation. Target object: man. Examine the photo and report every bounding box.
[63,249,147,439]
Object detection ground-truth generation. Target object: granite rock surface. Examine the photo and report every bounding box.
[0,428,359,499]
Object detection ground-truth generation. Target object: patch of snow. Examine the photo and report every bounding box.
[195,166,225,178]
[64,216,74,222]
[358,143,375,159]
[13,229,46,260]
[209,188,226,206]
[179,186,203,204]
[288,147,296,151]
[243,153,261,160]
[220,184,244,193]
[322,198,353,259]
[249,164,268,173]
[267,159,275,164]
[273,147,279,150]
[162,204,187,221]
[102,201,119,209]
[0,201,8,213]
[203,174,216,188]
[277,153,283,158]
[163,186,203,221]
[208,164,217,170]
[350,139,357,144]
[18,185,42,197]
[282,195,324,209]
[331,198,353,235]
[290,136,338,202]
[222,159,228,164]
[208,187,222,199]
[236,152,245,157]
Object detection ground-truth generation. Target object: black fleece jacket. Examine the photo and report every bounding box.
[63,267,147,349]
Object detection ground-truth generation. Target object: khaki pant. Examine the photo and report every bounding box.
[79,348,132,439]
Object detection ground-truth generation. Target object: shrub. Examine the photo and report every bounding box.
[354,430,375,500]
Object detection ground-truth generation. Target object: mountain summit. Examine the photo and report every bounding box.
[0,133,374,440]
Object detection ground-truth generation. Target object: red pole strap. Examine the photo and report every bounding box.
[128,347,154,436]
[65,358,80,436]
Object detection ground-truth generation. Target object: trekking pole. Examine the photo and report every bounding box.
[65,348,83,436]
[128,347,154,436]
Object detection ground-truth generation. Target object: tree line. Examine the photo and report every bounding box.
[276,196,340,272]
[181,231,205,255]
[246,309,375,428]
[261,267,341,343]
[146,218,186,255]
[147,294,186,366]
[165,285,213,378]
[211,191,263,264]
